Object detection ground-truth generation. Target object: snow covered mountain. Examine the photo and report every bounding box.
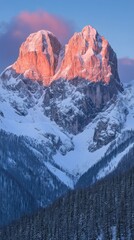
[0,25,133,226]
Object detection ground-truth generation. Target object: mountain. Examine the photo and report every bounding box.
[54,25,119,83]
[0,25,133,227]
[12,30,61,85]
[10,25,122,87]
[2,26,123,134]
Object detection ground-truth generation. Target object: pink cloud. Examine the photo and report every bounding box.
[16,11,73,43]
[118,58,134,83]
[0,11,75,71]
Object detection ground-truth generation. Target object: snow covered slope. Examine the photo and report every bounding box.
[0,70,75,187]
[0,68,134,187]
[77,81,134,188]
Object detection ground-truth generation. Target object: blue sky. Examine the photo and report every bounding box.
[0,0,134,81]
[1,0,134,58]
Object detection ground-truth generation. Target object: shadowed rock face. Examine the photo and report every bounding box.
[43,78,122,134]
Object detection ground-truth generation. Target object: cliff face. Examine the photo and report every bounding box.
[11,25,121,87]
[12,30,61,85]
[54,26,120,85]
[43,77,122,134]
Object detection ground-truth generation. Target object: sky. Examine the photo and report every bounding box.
[0,0,134,82]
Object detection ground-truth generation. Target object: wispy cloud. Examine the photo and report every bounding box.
[0,11,75,71]
[118,58,134,83]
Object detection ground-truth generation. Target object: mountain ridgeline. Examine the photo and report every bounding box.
[0,24,134,236]
[2,25,123,134]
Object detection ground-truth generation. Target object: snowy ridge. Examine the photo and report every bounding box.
[96,142,134,181]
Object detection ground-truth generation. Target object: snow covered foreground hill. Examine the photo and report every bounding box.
[0,25,134,226]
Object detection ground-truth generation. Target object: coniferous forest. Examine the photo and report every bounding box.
[0,163,134,240]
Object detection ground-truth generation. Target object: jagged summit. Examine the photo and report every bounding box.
[82,25,98,38]
[3,25,121,88]
[54,25,120,84]
[12,30,62,85]
[18,30,57,52]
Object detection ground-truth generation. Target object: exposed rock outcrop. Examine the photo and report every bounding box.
[53,25,120,85]
[9,25,122,89]
[12,30,61,85]
[43,79,121,134]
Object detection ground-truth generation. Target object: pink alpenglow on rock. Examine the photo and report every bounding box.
[11,25,120,86]
[54,25,119,84]
[12,30,61,85]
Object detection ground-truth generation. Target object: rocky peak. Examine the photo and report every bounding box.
[53,25,120,85]
[9,25,122,89]
[12,30,61,85]
[9,25,121,87]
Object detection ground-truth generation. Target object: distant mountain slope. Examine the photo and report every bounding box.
[77,130,134,188]
[0,130,68,227]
